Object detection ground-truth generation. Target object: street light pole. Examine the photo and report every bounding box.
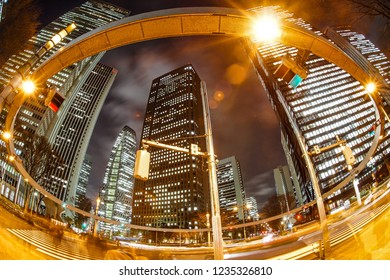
[93,196,101,237]
[234,204,250,240]
[206,213,211,246]
[200,81,224,260]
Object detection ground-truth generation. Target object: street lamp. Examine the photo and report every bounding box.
[366,82,376,94]
[93,196,101,237]
[233,204,251,239]
[0,22,76,114]
[251,14,282,42]
[206,213,211,246]
[2,131,12,141]
[20,79,36,95]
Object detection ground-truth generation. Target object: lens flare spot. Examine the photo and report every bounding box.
[226,64,247,85]
[209,99,219,110]
[214,90,225,102]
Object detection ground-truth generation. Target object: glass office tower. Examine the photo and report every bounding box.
[216,156,246,222]
[244,7,390,211]
[76,154,92,207]
[0,1,129,207]
[99,125,137,236]
[132,64,210,229]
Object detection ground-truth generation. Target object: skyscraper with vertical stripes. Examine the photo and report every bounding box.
[44,63,118,204]
[216,156,246,222]
[243,6,390,211]
[0,1,129,209]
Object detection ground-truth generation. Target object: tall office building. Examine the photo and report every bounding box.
[0,1,129,207]
[246,196,259,221]
[132,64,209,228]
[244,6,390,211]
[0,0,7,21]
[99,126,137,235]
[274,165,297,211]
[75,154,92,207]
[216,156,247,221]
[43,62,117,205]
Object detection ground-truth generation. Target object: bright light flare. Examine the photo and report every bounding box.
[2,131,12,140]
[366,82,376,93]
[252,16,282,42]
[263,234,274,243]
[21,79,36,94]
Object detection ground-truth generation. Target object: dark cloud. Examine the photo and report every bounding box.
[245,171,277,205]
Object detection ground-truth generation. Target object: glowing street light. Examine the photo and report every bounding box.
[366,82,376,94]
[21,79,36,94]
[93,196,101,237]
[233,204,251,239]
[251,15,282,42]
[2,131,12,140]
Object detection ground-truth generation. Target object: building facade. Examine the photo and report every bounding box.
[75,154,92,207]
[246,196,259,221]
[274,165,297,211]
[0,1,129,208]
[216,156,247,222]
[132,64,210,229]
[244,7,390,211]
[99,125,137,236]
[44,62,117,205]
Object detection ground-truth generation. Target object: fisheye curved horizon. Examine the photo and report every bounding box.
[1,6,387,234]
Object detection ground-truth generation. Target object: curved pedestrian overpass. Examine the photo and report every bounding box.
[1,7,388,238]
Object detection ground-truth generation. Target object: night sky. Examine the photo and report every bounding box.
[37,0,389,207]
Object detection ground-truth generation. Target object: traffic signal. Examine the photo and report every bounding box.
[48,92,65,113]
[44,86,65,113]
[368,125,375,136]
[295,213,303,222]
[274,55,308,89]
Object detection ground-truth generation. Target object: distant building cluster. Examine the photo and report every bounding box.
[1,1,389,240]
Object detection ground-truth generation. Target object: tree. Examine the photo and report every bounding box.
[74,195,92,229]
[260,193,296,230]
[0,0,41,67]
[344,0,390,20]
[16,132,63,214]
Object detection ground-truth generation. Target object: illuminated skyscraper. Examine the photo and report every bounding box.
[274,165,297,210]
[76,154,92,207]
[99,126,137,235]
[216,156,246,222]
[246,196,259,221]
[244,7,390,211]
[0,1,129,206]
[132,64,209,228]
[44,63,118,204]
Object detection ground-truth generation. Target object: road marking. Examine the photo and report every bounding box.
[7,229,102,260]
